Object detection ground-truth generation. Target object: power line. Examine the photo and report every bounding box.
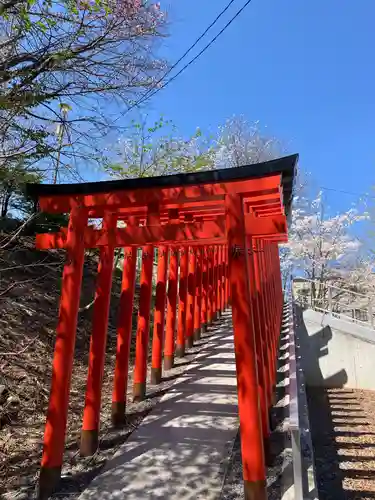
[127,0,238,112]
[320,186,375,200]
[124,0,254,116]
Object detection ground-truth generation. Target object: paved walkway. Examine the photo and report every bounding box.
[79,312,239,500]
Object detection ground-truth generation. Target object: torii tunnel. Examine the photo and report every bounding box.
[27,154,298,500]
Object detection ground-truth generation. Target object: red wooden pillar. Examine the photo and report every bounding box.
[266,242,277,403]
[112,246,137,426]
[186,247,196,348]
[255,240,272,410]
[151,246,169,384]
[273,244,283,331]
[216,245,222,318]
[277,246,283,301]
[226,194,266,500]
[133,244,154,402]
[39,206,88,498]
[269,244,278,357]
[272,244,282,358]
[264,242,277,395]
[164,248,178,370]
[249,238,271,459]
[80,213,117,456]
[269,245,277,348]
[201,246,209,332]
[221,244,226,313]
[226,243,231,307]
[176,247,188,357]
[194,247,203,341]
[207,246,213,326]
[273,247,280,348]
[224,244,229,309]
[266,244,275,333]
[212,245,218,321]
[274,244,283,327]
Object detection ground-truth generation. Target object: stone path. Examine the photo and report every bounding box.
[79,312,238,500]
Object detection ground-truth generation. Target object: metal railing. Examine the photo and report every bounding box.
[287,293,304,500]
[293,278,375,329]
[287,280,318,500]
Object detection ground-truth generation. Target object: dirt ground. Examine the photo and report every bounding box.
[0,236,172,498]
[308,387,375,500]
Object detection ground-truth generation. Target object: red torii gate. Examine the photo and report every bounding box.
[26,154,297,500]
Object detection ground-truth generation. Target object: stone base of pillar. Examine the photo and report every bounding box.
[193,328,201,341]
[151,367,162,385]
[185,336,193,349]
[243,479,267,500]
[38,466,61,500]
[111,401,126,427]
[133,381,146,402]
[175,345,185,358]
[80,429,99,457]
[164,355,174,370]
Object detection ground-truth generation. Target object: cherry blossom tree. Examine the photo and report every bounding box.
[0,0,166,179]
[104,114,285,180]
[281,190,373,297]
[213,115,284,169]
[104,116,214,178]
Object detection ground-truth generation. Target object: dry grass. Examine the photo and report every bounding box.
[0,236,136,497]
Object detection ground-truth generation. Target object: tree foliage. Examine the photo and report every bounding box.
[281,188,373,294]
[0,163,41,218]
[213,115,284,169]
[0,0,166,179]
[104,114,285,179]
[104,116,214,178]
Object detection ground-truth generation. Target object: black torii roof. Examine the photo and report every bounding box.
[26,154,298,219]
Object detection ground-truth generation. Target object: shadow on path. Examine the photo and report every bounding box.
[77,313,239,500]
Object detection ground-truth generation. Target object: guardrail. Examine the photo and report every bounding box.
[293,277,374,329]
[286,287,304,500]
[286,282,318,500]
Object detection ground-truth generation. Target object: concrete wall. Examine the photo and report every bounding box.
[295,306,375,390]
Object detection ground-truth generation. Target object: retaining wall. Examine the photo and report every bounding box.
[296,307,375,390]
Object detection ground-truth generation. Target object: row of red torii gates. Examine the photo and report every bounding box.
[27,154,297,500]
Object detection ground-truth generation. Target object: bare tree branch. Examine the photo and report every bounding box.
[0,213,38,249]
[0,1,167,179]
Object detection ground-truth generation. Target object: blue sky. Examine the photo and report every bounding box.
[131,0,375,214]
